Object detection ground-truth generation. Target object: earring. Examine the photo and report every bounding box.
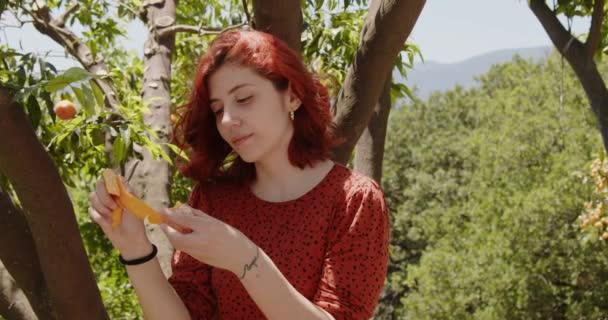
[289,111,295,121]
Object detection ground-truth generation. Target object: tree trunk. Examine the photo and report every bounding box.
[0,261,37,320]
[530,0,608,152]
[28,0,178,275]
[354,75,392,184]
[250,0,424,170]
[125,0,178,276]
[568,48,608,153]
[0,87,109,320]
[252,0,302,53]
[331,0,426,164]
[0,185,53,320]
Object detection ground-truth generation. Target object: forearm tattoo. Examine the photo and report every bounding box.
[239,246,260,279]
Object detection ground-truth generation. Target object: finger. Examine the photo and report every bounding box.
[166,219,193,234]
[179,204,211,219]
[89,191,112,217]
[162,207,200,228]
[96,179,118,210]
[89,206,112,232]
[161,209,195,233]
[171,205,214,225]
[160,222,191,248]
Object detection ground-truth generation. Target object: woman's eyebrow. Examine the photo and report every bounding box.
[210,83,254,103]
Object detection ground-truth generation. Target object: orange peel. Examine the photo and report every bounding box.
[103,169,165,227]
[102,169,187,231]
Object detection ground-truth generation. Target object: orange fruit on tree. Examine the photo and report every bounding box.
[53,100,77,120]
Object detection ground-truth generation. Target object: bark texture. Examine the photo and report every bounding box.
[0,184,53,320]
[354,75,392,183]
[331,0,426,164]
[125,0,178,276]
[252,0,303,53]
[0,261,37,320]
[0,87,108,319]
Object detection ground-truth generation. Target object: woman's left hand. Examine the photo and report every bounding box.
[160,205,257,276]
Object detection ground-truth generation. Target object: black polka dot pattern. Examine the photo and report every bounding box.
[168,163,390,320]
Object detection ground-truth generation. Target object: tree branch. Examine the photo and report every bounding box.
[242,0,252,26]
[529,0,583,56]
[252,0,302,53]
[156,22,246,38]
[1,10,34,27]
[586,0,604,57]
[354,74,391,183]
[0,184,54,320]
[331,0,426,164]
[0,262,37,320]
[56,1,80,28]
[532,0,608,154]
[0,86,109,320]
[27,0,120,110]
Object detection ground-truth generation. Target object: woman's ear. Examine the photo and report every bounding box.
[286,84,302,112]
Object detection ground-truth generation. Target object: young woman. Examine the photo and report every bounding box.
[89,30,389,320]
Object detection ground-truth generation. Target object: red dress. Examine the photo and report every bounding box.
[168,163,390,320]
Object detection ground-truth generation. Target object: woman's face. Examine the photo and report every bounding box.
[207,62,300,163]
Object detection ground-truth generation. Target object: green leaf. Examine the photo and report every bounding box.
[42,91,56,123]
[113,136,127,164]
[90,80,105,109]
[0,51,22,59]
[45,67,96,93]
[49,131,72,149]
[26,95,41,129]
[165,143,190,162]
[16,66,26,86]
[70,130,80,149]
[157,147,173,165]
[72,86,87,114]
[82,84,96,116]
[315,0,323,11]
[38,56,48,80]
[121,124,131,149]
[91,127,105,146]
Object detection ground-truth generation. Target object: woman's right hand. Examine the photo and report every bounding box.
[88,176,151,258]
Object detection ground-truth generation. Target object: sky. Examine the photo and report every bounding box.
[408,0,588,63]
[0,1,592,68]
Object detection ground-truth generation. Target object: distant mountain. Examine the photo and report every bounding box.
[396,46,553,100]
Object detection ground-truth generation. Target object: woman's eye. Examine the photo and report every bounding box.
[213,108,223,116]
[236,96,252,103]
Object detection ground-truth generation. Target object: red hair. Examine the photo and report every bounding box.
[173,30,342,184]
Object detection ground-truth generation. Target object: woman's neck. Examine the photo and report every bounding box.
[251,158,334,203]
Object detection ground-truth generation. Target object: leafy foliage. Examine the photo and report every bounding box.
[542,0,608,60]
[381,53,608,319]
[301,0,420,100]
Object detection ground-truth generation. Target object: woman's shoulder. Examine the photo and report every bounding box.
[323,164,389,243]
[327,163,385,200]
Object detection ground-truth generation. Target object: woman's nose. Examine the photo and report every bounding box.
[220,108,241,127]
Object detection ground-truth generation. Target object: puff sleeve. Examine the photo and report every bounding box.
[313,181,390,320]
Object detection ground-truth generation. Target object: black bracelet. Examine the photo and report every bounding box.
[119,244,157,266]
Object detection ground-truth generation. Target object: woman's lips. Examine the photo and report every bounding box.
[232,133,253,146]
